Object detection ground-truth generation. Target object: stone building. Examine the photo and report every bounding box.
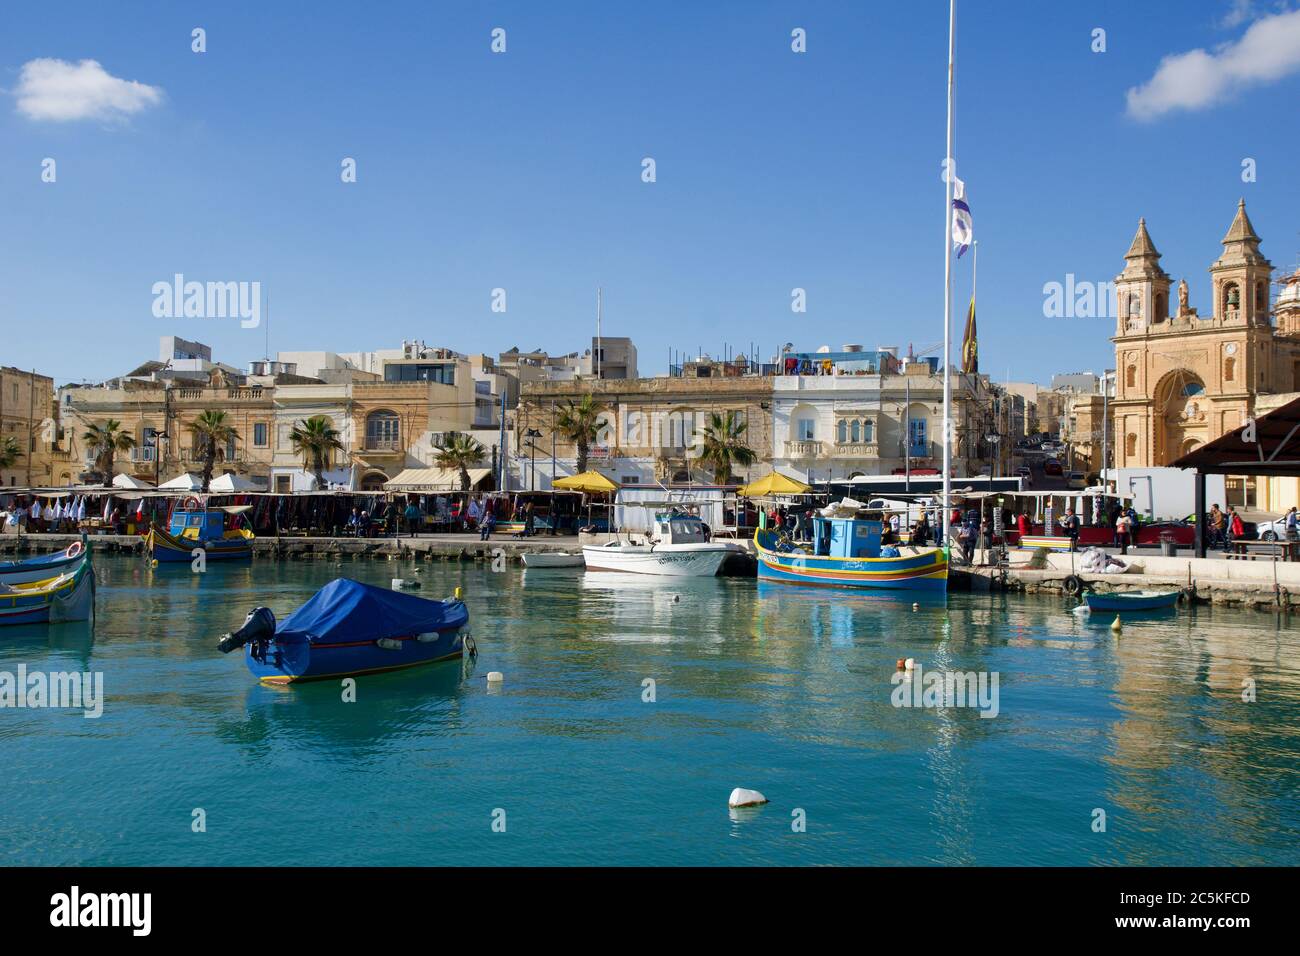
[514,374,773,489]
[1110,201,1300,505]
[0,367,56,487]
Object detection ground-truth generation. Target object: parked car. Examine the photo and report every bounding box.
[1016,466,1032,486]
[1043,459,1063,477]
[1066,471,1087,490]
[1256,516,1292,541]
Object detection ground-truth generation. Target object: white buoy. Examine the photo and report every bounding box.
[904,657,917,671]
[487,671,504,683]
[728,788,768,808]
[912,602,920,611]
[1072,604,1091,617]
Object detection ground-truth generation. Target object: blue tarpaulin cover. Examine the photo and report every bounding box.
[276,578,468,645]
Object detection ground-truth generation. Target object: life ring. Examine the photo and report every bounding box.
[181,495,201,512]
[65,540,84,559]
[1062,574,1084,597]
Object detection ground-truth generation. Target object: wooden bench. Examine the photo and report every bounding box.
[1225,540,1300,562]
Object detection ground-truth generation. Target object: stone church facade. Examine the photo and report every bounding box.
[1110,200,1300,505]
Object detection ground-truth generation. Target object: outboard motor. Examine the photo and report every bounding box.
[217,606,276,654]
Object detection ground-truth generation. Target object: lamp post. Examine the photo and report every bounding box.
[525,428,542,491]
[985,432,1001,478]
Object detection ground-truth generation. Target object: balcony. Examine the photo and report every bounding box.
[831,441,877,458]
[365,438,402,453]
[784,440,823,458]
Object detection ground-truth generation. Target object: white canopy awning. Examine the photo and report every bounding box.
[112,473,154,489]
[384,467,492,492]
[209,472,264,493]
[158,472,203,491]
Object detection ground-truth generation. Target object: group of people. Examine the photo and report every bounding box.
[1206,504,1245,551]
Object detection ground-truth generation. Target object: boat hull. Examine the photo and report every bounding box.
[1084,590,1180,611]
[581,544,730,576]
[245,624,468,684]
[1018,535,1075,552]
[754,531,948,592]
[148,525,252,563]
[0,542,87,584]
[0,558,95,627]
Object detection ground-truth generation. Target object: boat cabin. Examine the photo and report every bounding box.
[811,517,884,558]
[651,511,709,545]
[169,508,226,541]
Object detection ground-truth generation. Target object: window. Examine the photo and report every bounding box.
[797,419,816,441]
[837,420,847,443]
[1125,433,1137,458]
[1182,382,1205,397]
[225,437,237,461]
[908,418,927,454]
[253,422,268,447]
[384,363,455,384]
[625,411,644,445]
[850,419,861,442]
[1125,365,1136,388]
[1224,358,1235,383]
[366,411,401,450]
[863,420,874,443]
[665,411,694,447]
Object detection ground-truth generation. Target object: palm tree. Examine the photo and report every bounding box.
[699,410,756,484]
[0,436,20,473]
[290,415,345,490]
[435,432,486,490]
[188,410,239,492]
[554,394,607,474]
[81,419,136,486]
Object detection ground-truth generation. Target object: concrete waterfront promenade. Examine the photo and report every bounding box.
[5,533,1296,609]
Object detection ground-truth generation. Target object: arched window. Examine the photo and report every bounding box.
[1223,282,1240,313]
[837,420,847,443]
[1182,382,1205,397]
[1224,357,1235,382]
[1125,433,1137,458]
[863,420,873,443]
[850,419,861,442]
[1125,365,1137,388]
[1256,281,1268,311]
[1154,291,1167,320]
[365,410,400,450]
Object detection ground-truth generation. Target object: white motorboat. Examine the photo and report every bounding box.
[582,510,734,577]
[522,551,585,569]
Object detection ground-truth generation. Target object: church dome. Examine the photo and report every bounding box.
[1277,269,1300,308]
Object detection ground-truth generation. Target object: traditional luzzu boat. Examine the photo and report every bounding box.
[754,503,948,592]
[147,500,254,563]
[1018,534,1075,552]
[0,538,88,585]
[217,578,471,684]
[0,553,96,627]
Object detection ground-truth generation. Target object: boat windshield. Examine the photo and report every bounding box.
[657,517,706,543]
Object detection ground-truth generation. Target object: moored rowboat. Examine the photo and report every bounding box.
[1084,589,1180,612]
[0,539,87,585]
[522,552,585,568]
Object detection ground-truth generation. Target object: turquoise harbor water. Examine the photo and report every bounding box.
[2,555,1298,866]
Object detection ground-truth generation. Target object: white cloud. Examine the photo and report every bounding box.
[14,58,163,122]
[1125,8,1300,120]
[1220,0,1257,29]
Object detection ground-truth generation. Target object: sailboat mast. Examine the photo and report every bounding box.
[941,0,956,538]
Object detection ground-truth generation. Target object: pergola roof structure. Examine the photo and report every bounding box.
[1171,395,1300,476]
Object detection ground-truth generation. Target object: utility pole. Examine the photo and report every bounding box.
[26,369,36,487]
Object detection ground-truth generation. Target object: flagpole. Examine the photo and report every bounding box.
[942,0,956,543]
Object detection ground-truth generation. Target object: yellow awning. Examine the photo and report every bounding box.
[552,470,620,493]
[738,471,812,497]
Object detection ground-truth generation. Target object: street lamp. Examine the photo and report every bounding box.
[524,428,542,490]
[985,432,1001,478]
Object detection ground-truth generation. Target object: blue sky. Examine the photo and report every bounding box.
[3,0,1300,386]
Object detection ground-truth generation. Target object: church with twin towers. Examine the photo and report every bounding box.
[1109,199,1300,508]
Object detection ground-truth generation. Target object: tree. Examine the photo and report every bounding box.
[0,436,19,473]
[699,410,756,484]
[435,432,486,491]
[554,394,607,475]
[81,419,136,486]
[188,410,239,492]
[290,415,345,490]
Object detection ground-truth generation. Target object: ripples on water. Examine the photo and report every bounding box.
[1,556,1297,866]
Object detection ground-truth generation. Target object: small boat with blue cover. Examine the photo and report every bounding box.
[147,499,253,563]
[755,504,948,592]
[0,538,87,585]
[218,578,471,684]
